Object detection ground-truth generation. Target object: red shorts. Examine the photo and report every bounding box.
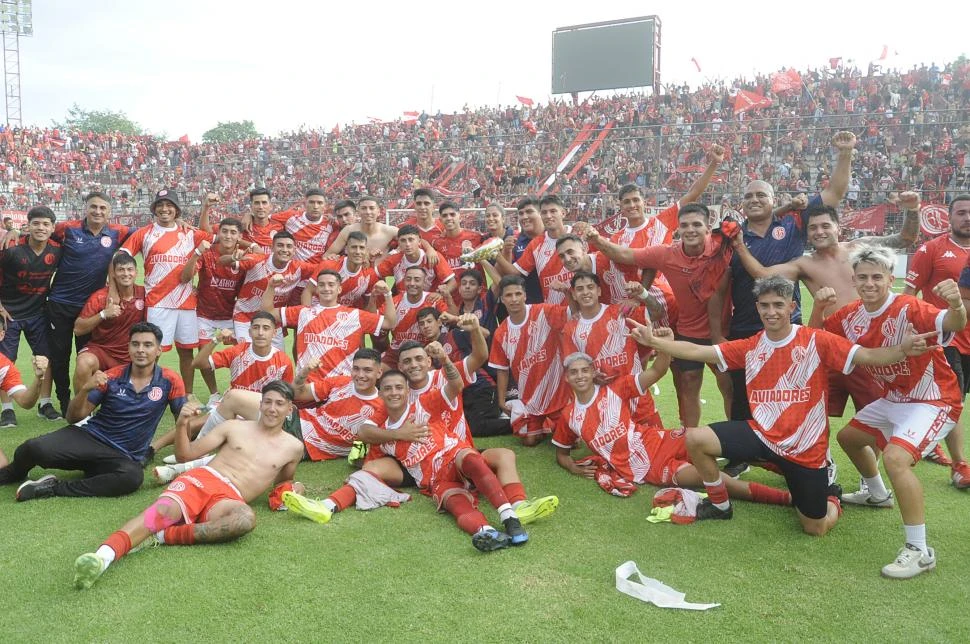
[827,368,884,417]
[430,456,478,511]
[159,466,245,524]
[511,407,562,438]
[641,427,691,487]
[77,344,126,370]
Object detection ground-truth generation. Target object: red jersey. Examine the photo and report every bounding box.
[243,218,285,255]
[0,353,25,397]
[232,255,316,323]
[300,374,387,460]
[715,325,860,468]
[608,202,680,284]
[562,304,646,381]
[514,232,572,304]
[588,252,634,305]
[208,342,293,392]
[388,292,448,352]
[632,237,732,338]
[195,246,245,320]
[825,293,962,420]
[121,223,210,309]
[376,250,454,293]
[552,376,658,483]
[905,235,970,353]
[372,387,472,489]
[79,286,148,363]
[399,216,444,242]
[432,230,484,271]
[408,357,481,443]
[313,257,380,309]
[488,304,570,416]
[280,211,336,263]
[280,304,384,374]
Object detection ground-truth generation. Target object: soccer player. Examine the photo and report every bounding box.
[181,217,247,400]
[326,195,399,260]
[306,231,380,309]
[432,201,483,271]
[0,330,49,455]
[554,352,791,507]
[376,225,454,294]
[437,268,498,338]
[280,188,337,264]
[241,187,285,254]
[399,187,444,241]
[72,253,147,397]
[71,380,305,590]
[495,195,572,305]
[379,266,447,369]
[907,193,970,468]
[489,275,570,446]
[120,188,210,393]
[588,204,734,426]
[0,322,186,501]
[47,191,132,417]
[266,269,395,373]
[0,205,61,425]
[828,246,967,578]
[628,275,933,540]
[193,312,293,392]
[332,199,359,230]
[506,196,544,305]
[230,231,317,346]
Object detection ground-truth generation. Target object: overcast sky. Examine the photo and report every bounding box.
[15,1,966,140]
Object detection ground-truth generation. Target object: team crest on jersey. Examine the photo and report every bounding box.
[135,299,145,310]
[44,253,56,265]
[541,247,553,259]
[100,237,112,248]
[772,227,786,240]
[670,427,686,439]
[881,318,898,338]
[167,480,186,492]
[147,386,163,401]
[790,346,807,364]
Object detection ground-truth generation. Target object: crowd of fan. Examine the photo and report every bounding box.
[1,58,968,222]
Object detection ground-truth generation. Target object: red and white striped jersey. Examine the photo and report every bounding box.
[376,250,454,293]
[300,375,387,461]
[313,257,381,309]
[121,223,210,309]
[608,203,680,285]
[715,325,860,468]
[208,342,293,392]
[514,232,572,304]
[388,292,448,351]
[280,304,384,374]
[825,293,962,420]
[232,254,316,323]
[281,211,337,263]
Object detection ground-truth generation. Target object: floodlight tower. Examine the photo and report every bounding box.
[0,0,31,127]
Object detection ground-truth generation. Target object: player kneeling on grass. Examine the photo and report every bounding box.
[73,380,305,590]
[626,275,935,538]
[283,358,557,552]
[554,352,792,508]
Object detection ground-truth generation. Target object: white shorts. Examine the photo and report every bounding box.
[233,319,284,350]
[198,317,234,343]
[849,398,956,462]
[147,307,199,351]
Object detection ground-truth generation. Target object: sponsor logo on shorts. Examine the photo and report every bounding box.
[147,386,163,401]
[167,481,186,492]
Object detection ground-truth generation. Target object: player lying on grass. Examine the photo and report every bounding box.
[282,348,557,552]
[73,380,305,590]
[626,275,935,537]
[553,352,791,508]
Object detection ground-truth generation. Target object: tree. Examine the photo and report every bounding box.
[54,104,142,135]
[202,120,260,143]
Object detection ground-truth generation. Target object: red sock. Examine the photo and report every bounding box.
[327,484,357,512]
[458,451,509,509]
[103,530,132,560]
[503,482,526,505]
[444,494,488,535]
[704,479,729,506]
[163,524,196,545]
[748,482,792,506]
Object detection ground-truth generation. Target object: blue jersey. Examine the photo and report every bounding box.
[49,220,131,308]
[513,232,543,304]
[729,195,819,337]
[84,364,186,461]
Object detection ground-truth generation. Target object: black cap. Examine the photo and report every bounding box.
[150,188,181,216]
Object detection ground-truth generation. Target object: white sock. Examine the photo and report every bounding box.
[197,409,227,438]
[322,499,337,512]
[2,403,12,411]
[863,474,890,499]
[39,397,52,406]
[497,503,515,521]
[904,524,929,555]
[172,455,214,473]
[95,545,115,567]
[154,531,166,544]
[475,525,495,535]
[512,500,525,510]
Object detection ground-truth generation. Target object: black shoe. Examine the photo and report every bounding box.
[827,483,843,501]
[696,499,733,521]
[502,516,529,546]
[16,474,58,502]
[472,528,511,552]
[37,402,63,421]
[0,408,16,428]
[723,460,750,478]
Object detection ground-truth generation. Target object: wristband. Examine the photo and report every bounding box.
[639,287,649,300]
[195,247,204,257]
[99,310,106,320]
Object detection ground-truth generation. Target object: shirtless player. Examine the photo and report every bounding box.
[72,381,305,589]
[326,195,399,260]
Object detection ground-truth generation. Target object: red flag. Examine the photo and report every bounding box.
[367,116,382,124]
[516,96,534,107]
[770,69,802,94]
[878,45,888,60]
[829,57,842,70]
[691,57,701,73]
[402,111,419,122]
[841,204,888,233]
[733,90,772,115]
[178,134,190,144]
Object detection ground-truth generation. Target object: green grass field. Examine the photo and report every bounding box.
[1,284,968,642]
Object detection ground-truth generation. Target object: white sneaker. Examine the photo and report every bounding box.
[153,465,178,485]
[881,544,936,579]
[842,489,894,508]
[162,454,178,465]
